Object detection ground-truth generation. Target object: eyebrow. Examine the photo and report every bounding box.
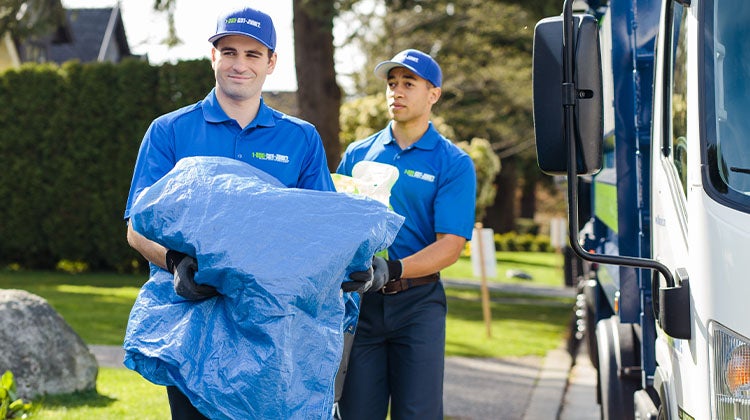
[219,46,264,55]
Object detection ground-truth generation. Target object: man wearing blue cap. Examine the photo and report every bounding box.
[123,5,379,419]
[336,50,477,419]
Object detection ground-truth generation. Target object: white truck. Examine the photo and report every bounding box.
[531,0,750,418]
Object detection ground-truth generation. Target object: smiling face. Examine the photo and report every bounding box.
[385,67,441,125]
[211,35,276,105]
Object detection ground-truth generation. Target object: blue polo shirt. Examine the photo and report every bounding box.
[337,122,476,260]
[124,89,334,219]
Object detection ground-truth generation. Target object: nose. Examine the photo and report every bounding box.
[232,61,247,73]
[229,57,250,73]
[388,84,404,98]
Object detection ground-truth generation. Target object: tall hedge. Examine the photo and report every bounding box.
[0,58,214,272]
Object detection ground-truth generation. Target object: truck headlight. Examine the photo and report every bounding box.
[711,322,750,419]
[726,344,750,397]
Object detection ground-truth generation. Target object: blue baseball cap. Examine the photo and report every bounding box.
[374,49,442,88]
[208,7,277,51]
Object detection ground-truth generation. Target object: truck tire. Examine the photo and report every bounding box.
[583,281,601,371]
[596,316,640,420]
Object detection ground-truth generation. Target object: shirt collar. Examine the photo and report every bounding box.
[202,88,276,128]
[382,121,441,150]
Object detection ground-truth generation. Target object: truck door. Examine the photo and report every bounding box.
[650,1,693,417]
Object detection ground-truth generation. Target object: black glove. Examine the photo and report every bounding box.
[166,250,219,300]
[342,256,401,294]
[342,265,374,293]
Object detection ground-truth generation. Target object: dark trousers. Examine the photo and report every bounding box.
[338,281,446,420]
[166,386,209,420]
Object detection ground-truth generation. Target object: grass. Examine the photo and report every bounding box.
[443,251,566,288]
[0,251,572,418]
[445,287,572,358]
[0,271,143,345]
[32,368,169,420]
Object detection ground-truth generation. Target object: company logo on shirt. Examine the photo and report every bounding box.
[404,169,435,182]
[251,152,289,163]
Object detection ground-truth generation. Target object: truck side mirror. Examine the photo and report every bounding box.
[532,14,603,176]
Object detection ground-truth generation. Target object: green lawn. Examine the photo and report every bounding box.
[33,369,169,420]
[445,287,573,358]
[0,251,572,418]
[443,251,566,287]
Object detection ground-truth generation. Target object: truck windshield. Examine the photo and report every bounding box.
[704,0,750,207]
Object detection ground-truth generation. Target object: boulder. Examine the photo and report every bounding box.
[0,289,98,399]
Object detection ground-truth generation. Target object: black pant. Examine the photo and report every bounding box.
[166,386,209,420]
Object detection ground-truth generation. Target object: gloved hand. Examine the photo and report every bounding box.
[341,265,375,293]
[166,250,219,300]
[341,256,401,294]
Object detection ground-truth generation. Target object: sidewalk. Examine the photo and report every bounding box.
[523,337,599,420]
[559,342,599,420]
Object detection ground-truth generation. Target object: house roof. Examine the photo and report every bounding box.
[49,5,134,64]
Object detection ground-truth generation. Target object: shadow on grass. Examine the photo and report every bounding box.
[497,255,561,269]
[37,389,117,409]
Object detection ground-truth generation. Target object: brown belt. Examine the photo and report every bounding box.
[381,273,440,295]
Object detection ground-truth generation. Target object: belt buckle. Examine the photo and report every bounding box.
[380,280,400,295]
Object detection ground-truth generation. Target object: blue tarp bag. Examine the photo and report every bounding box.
[124,156,403,419]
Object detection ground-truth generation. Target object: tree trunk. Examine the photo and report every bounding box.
[292,0,342,171]
[482,157,518,233]
[519,172,537,219]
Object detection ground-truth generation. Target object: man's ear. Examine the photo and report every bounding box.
[267,52,278,75]
[210,47,218,69]
[429,86,442,105]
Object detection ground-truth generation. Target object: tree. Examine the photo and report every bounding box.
[339,92,389,148]
[293,0,342,171]
[456,137,501,222]
[0,0,66,42]
[152,0,180,48]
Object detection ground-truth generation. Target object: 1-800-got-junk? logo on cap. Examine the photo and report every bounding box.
[374,49,442,88]
[208,7,277,51]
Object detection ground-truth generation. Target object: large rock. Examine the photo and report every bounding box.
[0,289,98,399]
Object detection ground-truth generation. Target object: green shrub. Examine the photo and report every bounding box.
[517,233,536,252]
[55,260,89,274]
[493,232,553,253]
[534,236,552,252]
[0,59,213,272]
[515,218,540,235]
[0,371,35,419]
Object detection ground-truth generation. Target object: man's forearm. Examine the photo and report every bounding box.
[127,221,168,270]
[399,233,466,278]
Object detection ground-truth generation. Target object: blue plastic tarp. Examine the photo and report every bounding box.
[124,156,403,419]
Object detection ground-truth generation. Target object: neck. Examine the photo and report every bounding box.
[216,89,261,129]
[392,119,430,149]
